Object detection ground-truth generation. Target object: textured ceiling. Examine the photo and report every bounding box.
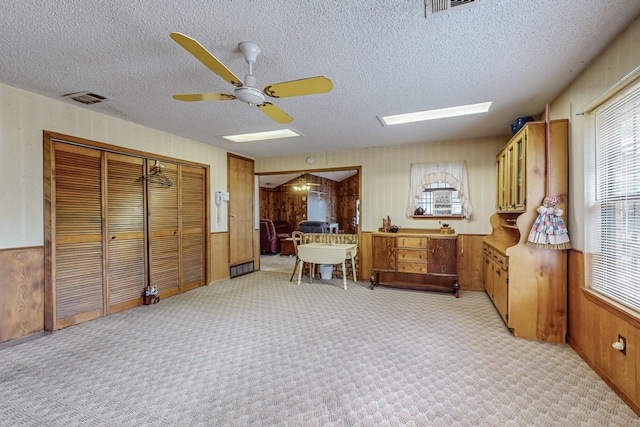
[2,1,640,159]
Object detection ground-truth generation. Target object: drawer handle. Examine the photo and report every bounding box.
[496,269,501,276]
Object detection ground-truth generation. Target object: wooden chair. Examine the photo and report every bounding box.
[289,231,315,282]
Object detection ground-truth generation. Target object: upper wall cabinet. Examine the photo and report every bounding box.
[496,127,527,212]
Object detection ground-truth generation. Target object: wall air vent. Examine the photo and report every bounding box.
[63,91,108,105]
[425,0,496,17]
[230,261,254,278]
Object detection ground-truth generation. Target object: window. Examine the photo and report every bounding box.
[586,77,640,313]
[407,161,472,218]
[416,183,463,216]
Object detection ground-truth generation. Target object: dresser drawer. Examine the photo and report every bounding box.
[494,252,508,270]
[397,237,427,249]
[397,248,427,262]
[397,261,428,274]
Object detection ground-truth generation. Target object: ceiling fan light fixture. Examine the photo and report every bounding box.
[379,101,492,126]
[234,86,265,105]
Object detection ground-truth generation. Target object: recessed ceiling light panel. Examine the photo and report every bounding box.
[220,128,302,143]
[379,101,492,126]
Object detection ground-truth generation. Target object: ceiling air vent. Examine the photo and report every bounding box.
[425,0,496,17]
[63,91,108,105]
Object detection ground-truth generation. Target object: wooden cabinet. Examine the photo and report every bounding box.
[371,232,459,297]
[484,120,568,343]
[497,129,526,212]
[483,244,509,324]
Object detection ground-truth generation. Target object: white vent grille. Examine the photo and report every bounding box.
[425,0,495,17]
[63,91,108,105]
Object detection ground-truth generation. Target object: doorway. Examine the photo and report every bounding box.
[257,167,361,234]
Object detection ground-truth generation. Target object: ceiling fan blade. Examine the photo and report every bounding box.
[263,76,333,98]
[173,93,236,102]
[257,102,293,123]
[170,32,243,87]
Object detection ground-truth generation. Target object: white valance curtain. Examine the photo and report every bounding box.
[406,161,473,218]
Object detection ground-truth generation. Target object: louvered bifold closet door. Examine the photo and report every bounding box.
[180,165,206,291]
[148,161,180,297]
[106,153,146,312]
[53,143,104,329]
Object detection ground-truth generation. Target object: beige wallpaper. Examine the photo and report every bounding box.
[551,15,640,250]
[3,14,638,249]
[255,136,507,235]
[0,83,230,249]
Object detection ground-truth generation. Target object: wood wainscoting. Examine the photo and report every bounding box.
[568,249,640,416]
[0,247,45,345]
[210,232,230,284]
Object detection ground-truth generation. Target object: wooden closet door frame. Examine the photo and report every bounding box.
[44,131,210,331]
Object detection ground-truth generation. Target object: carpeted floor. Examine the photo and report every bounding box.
[0,255,638,426]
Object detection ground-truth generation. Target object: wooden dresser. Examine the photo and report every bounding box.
[483,120,568,343]
[370,231,459,297]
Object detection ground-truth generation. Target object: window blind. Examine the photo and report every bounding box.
[591,78,640,312]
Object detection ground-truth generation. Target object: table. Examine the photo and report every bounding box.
[296,242,357,289]
[328,222,339,234]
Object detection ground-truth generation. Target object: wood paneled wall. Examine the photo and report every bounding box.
[0,247,44,344]
[209,232,230,283]
[567,250,639,416]
[260,173,359,233]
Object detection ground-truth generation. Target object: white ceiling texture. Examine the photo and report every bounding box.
[2,1,640,159]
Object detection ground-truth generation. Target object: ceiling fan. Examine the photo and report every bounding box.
[170,32,333,123]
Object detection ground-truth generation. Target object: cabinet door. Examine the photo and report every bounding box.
[483,254,494,297]
[427,238,457,275]
[511,132,526,211]
[496,152,509,211]
[493,267,509,324]
[372,236,396,271]
[506,143,517,210]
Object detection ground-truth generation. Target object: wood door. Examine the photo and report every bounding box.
[105,153,146,313]
[228,154,254,265]
[180,165,206,291]
[483,255,494,297]
[427,238,457,275]
[52,143,104,329]
[372,236,396,271]
[148,161,179,297]
[493,266,509,324]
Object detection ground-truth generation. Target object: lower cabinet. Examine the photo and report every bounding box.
[483,245,508,324]
[371,232,459,297]
[482,240,566,343]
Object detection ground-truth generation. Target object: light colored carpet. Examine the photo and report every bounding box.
[0,255,638,426]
